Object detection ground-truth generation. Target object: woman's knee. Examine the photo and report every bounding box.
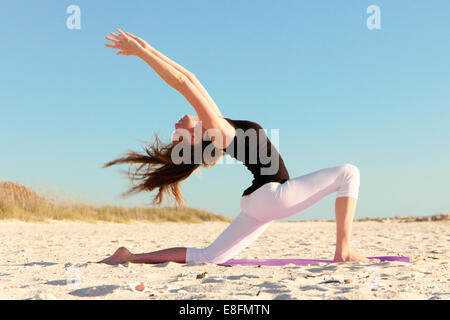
[336,163,360,198]
[339,163,360,182]
[186,247,230,264]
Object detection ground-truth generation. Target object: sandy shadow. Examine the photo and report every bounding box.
[274,293,296,300]
[202,278,225,284]
[68,285,121,297]
[255,281,291,294]
[227,274,260,280]
[334,287,353,294]
[45,280,67,286]
[24,262,59,267]
[0,262,59,267]
[306,264,339,273]
[299,285,329,292]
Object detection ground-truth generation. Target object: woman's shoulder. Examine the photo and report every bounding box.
[223,118,263,130]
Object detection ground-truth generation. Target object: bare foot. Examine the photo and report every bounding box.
[333,251,380,264]
[97,247,133,265]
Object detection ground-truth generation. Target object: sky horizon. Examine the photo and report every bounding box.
[1,1,449,221]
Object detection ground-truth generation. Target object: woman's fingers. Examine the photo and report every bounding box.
[105,33,127,50]
[106,29,140,56]
[105,36,118,43]
[116,28,128,38]
[116,50,132,56]
[110,32,122,40]
[125,31,139,40]
[125,32,146,47]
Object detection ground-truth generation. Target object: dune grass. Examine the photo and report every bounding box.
[1,182,447,224]
[0,182,231,224]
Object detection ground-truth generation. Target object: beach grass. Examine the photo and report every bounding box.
[0,182,231,224]
[1,181,447,224]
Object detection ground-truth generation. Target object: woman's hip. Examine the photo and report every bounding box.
[240,182,284,222]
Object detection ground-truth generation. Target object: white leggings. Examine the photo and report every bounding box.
[185,163,360,264]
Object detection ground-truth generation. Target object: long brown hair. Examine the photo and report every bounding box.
[103,133,222,207]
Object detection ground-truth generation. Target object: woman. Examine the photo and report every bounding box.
[99,28,378,265]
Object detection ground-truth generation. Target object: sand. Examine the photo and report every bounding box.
[0,220,448,300]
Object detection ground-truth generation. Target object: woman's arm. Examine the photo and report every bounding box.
[106,29,188,90]
[124,32,224,119]
[105,29,234,148]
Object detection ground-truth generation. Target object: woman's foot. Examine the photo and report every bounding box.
[97,247,133,265]
[333,251,380,263]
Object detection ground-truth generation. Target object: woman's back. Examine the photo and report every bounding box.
[222,118,290,196]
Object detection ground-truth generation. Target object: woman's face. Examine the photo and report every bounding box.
[175,114,198,131]
[173,114,200,145]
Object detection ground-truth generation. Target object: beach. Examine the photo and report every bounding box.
[0,219,448,300]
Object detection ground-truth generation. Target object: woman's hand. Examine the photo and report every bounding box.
[105,28,148,56]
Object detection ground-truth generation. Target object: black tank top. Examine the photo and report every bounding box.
[221,118,290,196]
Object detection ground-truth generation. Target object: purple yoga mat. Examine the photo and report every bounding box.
[218,256,410,267]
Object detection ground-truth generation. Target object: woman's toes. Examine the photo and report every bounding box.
[333,252,380,264]
[97,247,132,265]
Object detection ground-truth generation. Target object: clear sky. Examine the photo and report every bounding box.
[1,0,449,221]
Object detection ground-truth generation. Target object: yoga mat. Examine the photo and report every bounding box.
[219,256,410,267]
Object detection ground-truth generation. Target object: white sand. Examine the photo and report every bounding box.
[0,220,448,300]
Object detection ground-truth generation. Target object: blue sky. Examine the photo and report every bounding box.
[1,0,449,221]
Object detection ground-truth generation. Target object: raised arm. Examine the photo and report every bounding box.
[105,28,234,148]
[124,32,224,119]
[106,29,188,91]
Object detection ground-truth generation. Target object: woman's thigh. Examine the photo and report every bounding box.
[242,164,356,222]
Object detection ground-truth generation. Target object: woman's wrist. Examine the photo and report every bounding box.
[136,46,148,58]
[136,41,155,57]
